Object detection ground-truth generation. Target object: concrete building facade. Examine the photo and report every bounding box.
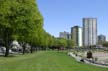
[83,18,97,47]
[71,26,82,47]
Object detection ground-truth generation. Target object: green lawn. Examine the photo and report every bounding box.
[0,51,107,71]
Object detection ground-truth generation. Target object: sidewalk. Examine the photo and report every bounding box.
[68,52,108,68]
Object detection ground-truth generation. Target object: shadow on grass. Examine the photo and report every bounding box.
[0,54,17,57]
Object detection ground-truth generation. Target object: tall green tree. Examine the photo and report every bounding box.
[55,38,67,49]
[0,0,43,56]
[67,39,75,48]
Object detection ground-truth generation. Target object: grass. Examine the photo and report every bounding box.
[0,51,108,71]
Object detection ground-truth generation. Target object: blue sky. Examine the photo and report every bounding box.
[37,0,108,40]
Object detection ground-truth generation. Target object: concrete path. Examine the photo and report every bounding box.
[68,52,108,68]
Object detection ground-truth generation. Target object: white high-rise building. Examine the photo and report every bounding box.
[83,18,97,47]
[71,26,82,47]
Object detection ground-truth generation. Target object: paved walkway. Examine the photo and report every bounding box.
[68,52,108,68]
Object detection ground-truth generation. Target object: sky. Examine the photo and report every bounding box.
[37,0,108,40]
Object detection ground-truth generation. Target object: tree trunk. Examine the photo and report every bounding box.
[30,46,33,53]
[5,45,9,57]
[23,46,25,54]
[4,28,10,57]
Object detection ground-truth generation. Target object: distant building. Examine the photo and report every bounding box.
[83,18,97,47]
[59,31,71,40]
[71,26,82,47]
[67,33,71,40]
[98,34,106,44]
